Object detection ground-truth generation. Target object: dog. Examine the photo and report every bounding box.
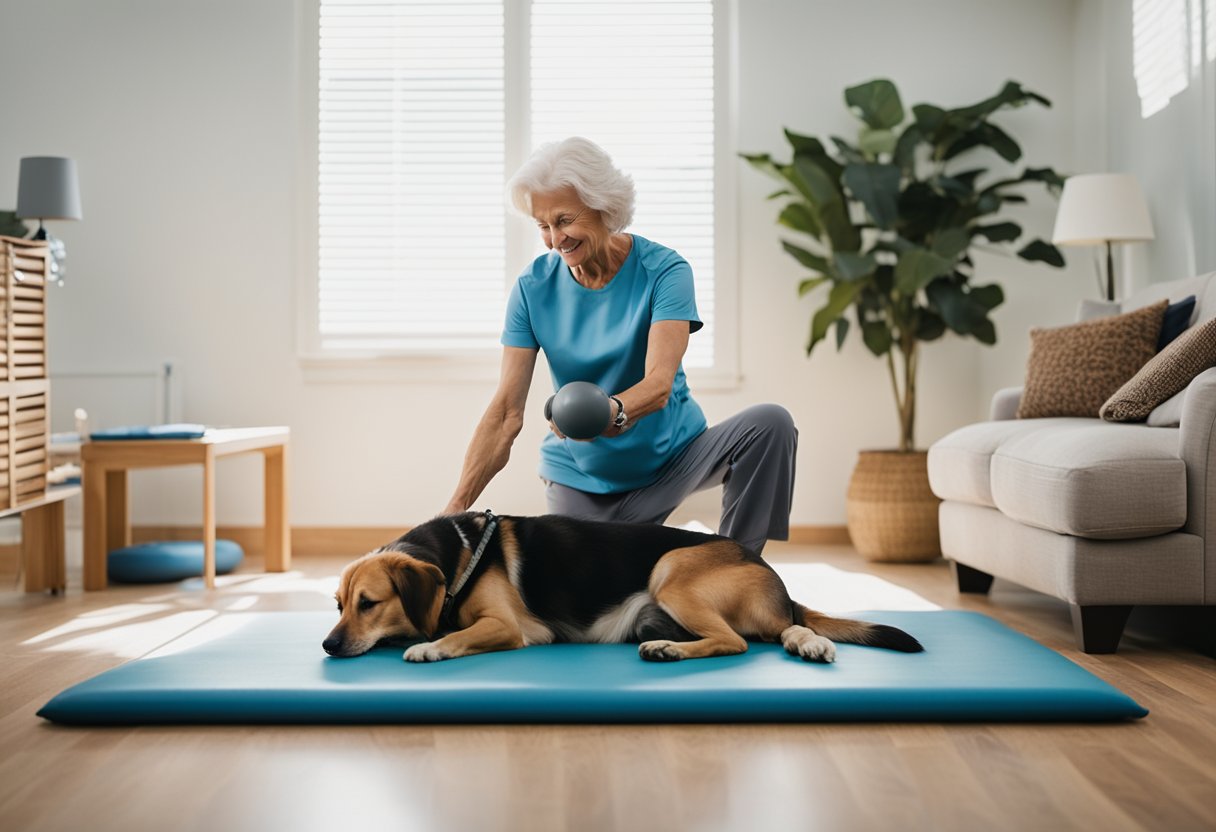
[322,511,923,663]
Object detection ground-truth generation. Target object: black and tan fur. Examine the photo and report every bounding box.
[322,513,923,663]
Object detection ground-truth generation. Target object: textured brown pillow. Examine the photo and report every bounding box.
[1100,316,1216,422]
[1017,300,1167,419]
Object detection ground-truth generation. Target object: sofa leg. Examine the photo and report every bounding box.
[952,561,994,594]
[1070,604,1133,654]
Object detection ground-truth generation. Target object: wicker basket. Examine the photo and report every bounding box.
[846,450,941,562]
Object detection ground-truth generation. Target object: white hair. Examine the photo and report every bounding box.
[507,137,636,233]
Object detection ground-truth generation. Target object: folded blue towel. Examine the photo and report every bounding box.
[90,424,207,441]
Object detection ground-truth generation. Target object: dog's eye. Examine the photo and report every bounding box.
[358,597,378,612]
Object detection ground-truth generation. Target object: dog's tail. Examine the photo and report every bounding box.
[794,603,923,653]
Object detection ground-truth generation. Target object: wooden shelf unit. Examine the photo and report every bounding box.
[0,236,50,511]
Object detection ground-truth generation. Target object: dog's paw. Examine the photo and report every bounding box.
[639,640,684,662]
[403,642,449,662]
[781,626,836,663]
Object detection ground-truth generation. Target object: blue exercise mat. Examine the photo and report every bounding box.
[37,610,1146,725]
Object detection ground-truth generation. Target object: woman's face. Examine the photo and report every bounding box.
[530,186,610,270]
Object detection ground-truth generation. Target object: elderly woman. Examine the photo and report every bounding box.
[443,137,797,553]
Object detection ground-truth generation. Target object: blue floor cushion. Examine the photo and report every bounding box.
[107,540,244,583]
[38,610,1147,724]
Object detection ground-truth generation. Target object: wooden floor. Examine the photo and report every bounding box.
[1,542,1213,832]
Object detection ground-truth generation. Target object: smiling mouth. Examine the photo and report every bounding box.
[558,240,582,254]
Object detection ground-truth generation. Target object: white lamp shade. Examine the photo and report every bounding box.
[1052,173,1154,246]
[16,156,83,221]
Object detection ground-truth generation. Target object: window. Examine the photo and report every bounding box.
[1132,0,1214,118]
[310,0,731,373]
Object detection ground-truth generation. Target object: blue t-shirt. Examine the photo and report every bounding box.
[501,235,708,494]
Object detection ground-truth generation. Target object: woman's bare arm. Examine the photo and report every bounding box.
[443,347,538,513]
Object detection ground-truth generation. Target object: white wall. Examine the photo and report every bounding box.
[0,0,1089,531]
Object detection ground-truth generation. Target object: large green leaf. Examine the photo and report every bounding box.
[971,319,997,344]
[740,152,785,183]
[784,129,829,157]
[845,79,905,129]
[973,222,1022,242]
[778,202,821,237]
[843,163,901,229]
[791,156,860,252]
[951,81,1051,124]
[931,227,971,259]
[893,124,922,172]
[897,183,955,242]
[943,122,1022,163]
[969,283,1005,310]
[925,278,991,336]
[1018,239,1066,267]
[787,130,845,181]
[858,127,897,156]
[981,166,1067,197]
[834,318,850,351]
[861,320,893,356]
[915,310,947,341]
[782,240,832,274]
[798,276,830,296]
[833,251,878,281]
[911,103,947,132]
[831,136,866,164]
[808,281,864,354]
[895,248,956,294]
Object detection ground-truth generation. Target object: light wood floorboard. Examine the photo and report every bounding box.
[1,542,1213,832]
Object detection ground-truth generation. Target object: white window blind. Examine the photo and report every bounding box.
[530,0,716,368]
[317,0,719,367]
[319,0,507,351]
[1133,0,1191,118]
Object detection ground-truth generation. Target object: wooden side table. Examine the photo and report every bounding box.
[81,427,290,590]
[5,484,80,593]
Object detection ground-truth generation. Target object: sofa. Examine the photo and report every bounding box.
[927,272,1216,653]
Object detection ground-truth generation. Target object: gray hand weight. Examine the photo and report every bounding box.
[544,381,612,440]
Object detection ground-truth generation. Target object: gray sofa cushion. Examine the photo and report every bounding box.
[927,418,1093,507]
[990,422,1186,539]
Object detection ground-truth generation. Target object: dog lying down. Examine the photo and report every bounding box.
[323,511,923,663]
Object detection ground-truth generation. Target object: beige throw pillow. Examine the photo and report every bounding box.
[1100,316,1216,422]
[1017,300,1167,419]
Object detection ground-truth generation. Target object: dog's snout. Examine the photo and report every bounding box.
[322,634,345,656]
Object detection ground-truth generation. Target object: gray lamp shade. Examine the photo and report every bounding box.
[16,156,83,221]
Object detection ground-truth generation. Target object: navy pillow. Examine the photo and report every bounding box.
[1157,295,1196,351]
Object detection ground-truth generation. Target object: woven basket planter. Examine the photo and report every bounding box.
[846,450,942,562]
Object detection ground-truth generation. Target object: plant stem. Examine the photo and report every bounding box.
[886,347,903,449]
[903,338,918,452]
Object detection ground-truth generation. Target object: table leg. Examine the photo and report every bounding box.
[263,445,290,572]
[105,469,130,551]
[83,464,108,591]
[203,449,216,590]
[21,501,65,593]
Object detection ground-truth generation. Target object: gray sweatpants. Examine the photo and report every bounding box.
[544,404,798,553]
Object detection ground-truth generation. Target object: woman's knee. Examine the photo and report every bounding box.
[744,403,797,441]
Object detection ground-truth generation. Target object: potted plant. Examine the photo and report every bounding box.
[742,79,1066,561]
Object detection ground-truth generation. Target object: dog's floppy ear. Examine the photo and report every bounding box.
[387,557,446,639]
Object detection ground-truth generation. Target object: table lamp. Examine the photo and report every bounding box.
[1051,173,1154,302]
[15,156,83,284]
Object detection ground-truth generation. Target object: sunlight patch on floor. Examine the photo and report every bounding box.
[20,603,173,645]
[35,610,218,658]
[773,563,941,613]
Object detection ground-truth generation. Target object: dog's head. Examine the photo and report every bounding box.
[322,549,446,657]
